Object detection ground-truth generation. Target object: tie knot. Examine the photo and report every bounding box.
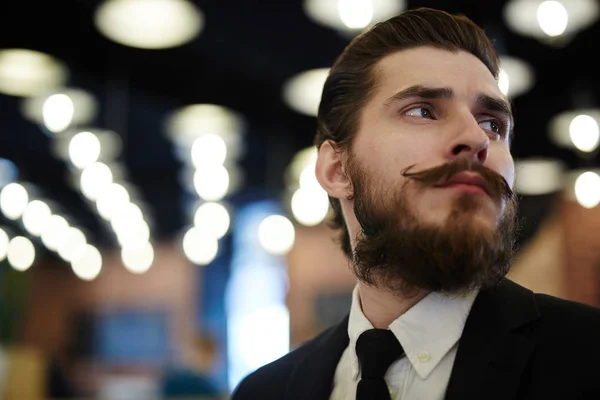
[355,329,404,379]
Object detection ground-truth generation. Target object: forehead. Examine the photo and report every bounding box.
[371,46,504,103]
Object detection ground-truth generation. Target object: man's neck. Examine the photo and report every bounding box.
[357,282,430,329]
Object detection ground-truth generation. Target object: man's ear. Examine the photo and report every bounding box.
[315,141,351,200]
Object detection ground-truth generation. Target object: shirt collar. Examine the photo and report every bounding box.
[347,284,479,380]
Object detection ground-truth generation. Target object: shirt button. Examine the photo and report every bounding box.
[417,351,431,363]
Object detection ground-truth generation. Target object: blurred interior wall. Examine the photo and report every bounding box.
[17,240,197,397]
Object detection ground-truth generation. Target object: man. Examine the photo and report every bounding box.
[232,7,600,400]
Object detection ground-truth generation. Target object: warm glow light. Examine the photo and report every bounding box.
[110,202,144,229]
[515,158,565,195]
[574,171,600,208]
[115,220,151,249]
[43,94,74,133]
[303,0,405,33]
[96,183,131,220]
[71,244,102,281]
[193,165,230,201]
[282,68,329,117]
[537,1,569,36]
[338,0,373,29]
[0,228,9,262]
[0,49,68,97]
[291,187,329,226]
[57,227,88,263]
[498,56,535,98]
[569,114,600,153]
[183,226,219,265]
[122,242,154,274]
[7,236,35,271]
[41,215,70,251]
[0,183,29,220]
[69,131,102,169]
[258,215,295,255]
[194,202,230,239]
[80,162,114,201]
[94,0,204,49]
[22,200,52,236]
[191,134,228,167]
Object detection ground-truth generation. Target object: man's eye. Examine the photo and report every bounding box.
[405,106,434,119]
[479,120,501,134]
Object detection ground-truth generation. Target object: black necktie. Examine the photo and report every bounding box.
[355,329,405,400]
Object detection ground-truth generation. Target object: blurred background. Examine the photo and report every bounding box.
[0,0,599,398]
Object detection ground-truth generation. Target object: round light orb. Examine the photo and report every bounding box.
[0,227,9,261]
[57,227,88,263]
[515,158,565,195]
[165,103,245,152]
[80,162,114,201]
[498,56,535,98]
[41,215,70,252]
[258,215,295,255]
[537,1,569,37]
[116,219,151,249]
[282,68,329,117]
[569,114,600,153]
[193,165,230,201]
[122,242,154,274]
[194,202,230,239]
[338,0,374,29]
[303,0,406,33]
[94,0,204,49]
[0,48,68,97]
[291,187,330,226]
[0,182,29,220]
[504,0,599,43]
[43,94,74,133]
[69,131,102,169]
[71,244,103,281]
[549,109,600,152]
[22,200,52,236]
[7,236,35,271]
[22,88,99,135]
[191,134,228,168]
[96,183,131,220]
[574,171,600,209]
[183,226,219,265]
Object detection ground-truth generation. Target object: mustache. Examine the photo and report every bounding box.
[401,158,514,201]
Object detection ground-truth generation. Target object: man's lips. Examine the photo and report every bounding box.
[434,172,491,196]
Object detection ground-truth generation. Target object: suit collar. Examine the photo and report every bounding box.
[286,315,350,400]
[444,278,541,400]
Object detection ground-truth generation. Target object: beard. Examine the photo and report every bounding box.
[347,154,519,297]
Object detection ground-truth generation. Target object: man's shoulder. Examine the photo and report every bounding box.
[533,291,600,330]
[230,322,342,399]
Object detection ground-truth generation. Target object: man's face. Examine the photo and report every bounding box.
[350,46,514,231]
[339,47,517,294]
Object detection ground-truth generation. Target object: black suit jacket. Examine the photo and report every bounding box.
[231,279,600,399]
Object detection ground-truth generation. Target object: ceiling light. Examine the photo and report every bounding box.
[258,215,295,255]
[7,236,35,272]
[514,158,566,195]
[498,56,535,98]
[282,68,329,117]
[94,0,204,49]
[0,49,68,97]
[503,0,599,44]
[21,88,98,135]
[303,0,405,33]
[549,108,600,153]
[71,244,103,281]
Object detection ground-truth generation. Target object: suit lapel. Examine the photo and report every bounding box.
[445,279,540,400]
[286,315,350,400]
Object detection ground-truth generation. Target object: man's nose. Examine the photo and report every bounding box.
[445,113,490,164]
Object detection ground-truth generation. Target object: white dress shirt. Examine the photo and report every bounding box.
[330,285,479,400]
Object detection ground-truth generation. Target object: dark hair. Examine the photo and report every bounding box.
[314,7,501,258]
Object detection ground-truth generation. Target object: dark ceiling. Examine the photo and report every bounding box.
[0,0,599,256]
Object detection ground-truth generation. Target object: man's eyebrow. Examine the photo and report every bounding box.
[383,85,453,107]
[476,93,513,119]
